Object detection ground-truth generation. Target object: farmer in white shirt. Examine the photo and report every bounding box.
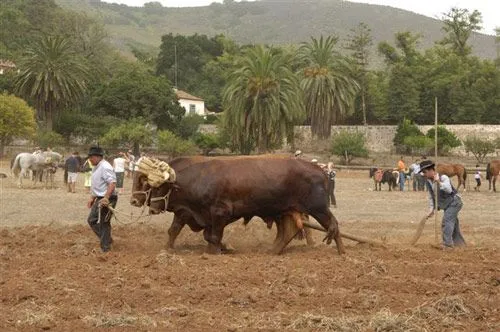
[86,146,117,252]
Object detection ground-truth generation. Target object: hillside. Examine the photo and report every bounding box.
[56,0,496,61]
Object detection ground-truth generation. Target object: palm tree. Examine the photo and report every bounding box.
[299,36,359,138]
[222,46,304,154]
[15,35,89,130]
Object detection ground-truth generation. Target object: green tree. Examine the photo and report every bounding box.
[331,130,368,165]
[176,114,205,140]
[222,46,304,154]
[90,65,185,130]
[0,94,36,157]
[463,136,496,163]
[157,130,197,157]
[426,126,461,155]
[439,7,482,57]
[15,35,90,130]
[101,119,153,154]
[193,133,220,155]
[346,22,373,125]
[299,36,359,138]
[393,119,424,154]
[378,32,423,123]
[403,135,433,156]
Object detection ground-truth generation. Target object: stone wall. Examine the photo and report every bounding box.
[294,125,500,154]
[200,124,500,154]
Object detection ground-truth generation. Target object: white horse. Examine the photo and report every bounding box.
[11,151,63,188]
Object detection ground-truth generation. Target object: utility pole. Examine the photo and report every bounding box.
[434,97,439,245]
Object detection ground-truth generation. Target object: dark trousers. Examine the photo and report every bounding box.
[328,180,337,206]
[413,174,425,191]
[87,196,118,252]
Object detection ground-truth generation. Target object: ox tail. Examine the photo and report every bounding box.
[486,163,491,181]
[11,154,21,177]
[463,167,467,181]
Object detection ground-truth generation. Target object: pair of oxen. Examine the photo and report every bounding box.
[130,155,344,255]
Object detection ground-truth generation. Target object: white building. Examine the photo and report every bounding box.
[175,89,206,117]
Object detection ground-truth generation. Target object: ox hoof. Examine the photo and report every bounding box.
[206,243,223,255]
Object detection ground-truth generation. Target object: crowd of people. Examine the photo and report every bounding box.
[62,149,141,194]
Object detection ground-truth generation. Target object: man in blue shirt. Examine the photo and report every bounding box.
[420,160,465,249]
[86,146,117,252]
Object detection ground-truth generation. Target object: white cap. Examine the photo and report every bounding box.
[311,159,318,163]
[294,150,302,157]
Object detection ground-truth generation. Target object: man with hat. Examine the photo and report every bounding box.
[86,146,117,252]
[420,159,465,249]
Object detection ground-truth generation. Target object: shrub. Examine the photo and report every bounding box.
[403,135,434,156]
[463,136,496,163]
[157,130,197,157]
[193,133,220,155]
[426,126,461,155]
[331,130,368,165]
[393,119,423,154]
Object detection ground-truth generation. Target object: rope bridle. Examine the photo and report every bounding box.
[149,188,173,213]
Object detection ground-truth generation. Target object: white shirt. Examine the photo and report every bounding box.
[91,159,117,197]
[474,171,481,179]
[113,157,126,172]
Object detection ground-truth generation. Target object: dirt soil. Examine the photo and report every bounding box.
[1,161,499,331]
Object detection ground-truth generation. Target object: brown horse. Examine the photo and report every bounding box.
[436,163,467,191]
[486,160,500,192]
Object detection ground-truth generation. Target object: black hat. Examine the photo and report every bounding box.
[419,159,435,172]
[88,146,104,157]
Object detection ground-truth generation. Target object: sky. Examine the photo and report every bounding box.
[104,0,498,35]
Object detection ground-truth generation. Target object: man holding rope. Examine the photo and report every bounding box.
[420,160,465,249]
[86,146,117,252]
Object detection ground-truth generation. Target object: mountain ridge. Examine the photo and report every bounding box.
[55,0,496,60]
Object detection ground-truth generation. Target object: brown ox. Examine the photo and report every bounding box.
[436,163,467,191]
[141,157,343,254]
[130,156,315,253]
[486,160,500,192]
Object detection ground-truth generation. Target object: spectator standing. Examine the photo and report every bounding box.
[64,151,80,193]
[82,157,93,193]
[474,164,483,191]
[397,156,406,191]
[327,162,337,207]
[126,150,135,178]
[113,152,126,194]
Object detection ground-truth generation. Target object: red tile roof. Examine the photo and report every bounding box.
[175,89,203,101]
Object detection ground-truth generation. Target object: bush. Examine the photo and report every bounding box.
[403,135,433,156]
[463,136,496,163]
[157,130,197,157]
[426,126,461,155]
[204,114,218,124]
[331,130,368,165]
[193,133,220,155]
[393,119,423,154]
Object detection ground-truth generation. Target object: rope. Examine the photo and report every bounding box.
[149,189,172,213]
[96,189,153,225]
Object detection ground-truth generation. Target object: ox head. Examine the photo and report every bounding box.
[130,157,176,213]
[130,171,151,207]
